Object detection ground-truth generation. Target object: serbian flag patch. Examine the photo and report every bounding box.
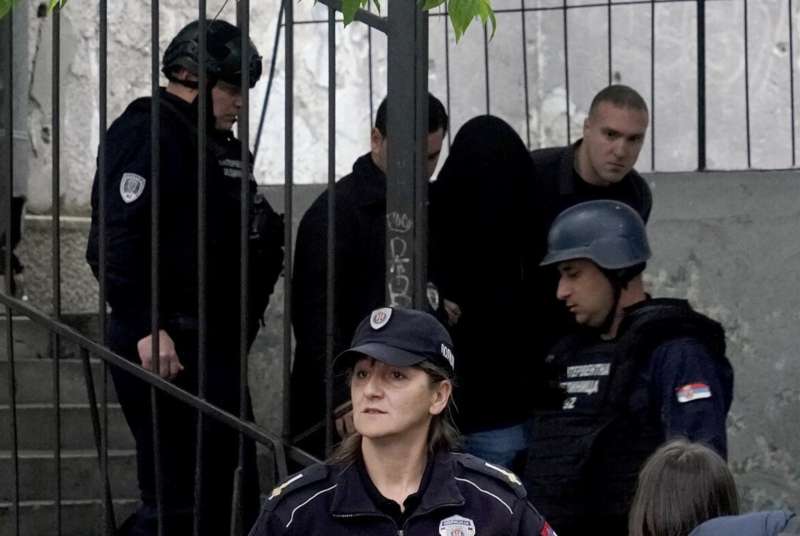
[675,383,712,403]
[540,522,558,536]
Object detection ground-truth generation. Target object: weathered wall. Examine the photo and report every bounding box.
[13,0,800,211]
[645,170,800,512]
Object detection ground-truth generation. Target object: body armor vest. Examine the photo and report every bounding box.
[524,298,727,535]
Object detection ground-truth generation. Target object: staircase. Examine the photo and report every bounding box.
[0,314,139,536]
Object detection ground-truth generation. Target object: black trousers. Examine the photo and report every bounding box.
[108,314,260,536]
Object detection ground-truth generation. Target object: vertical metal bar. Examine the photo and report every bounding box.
[483,23,490,114]
[193,4,207,536]
[414,10,429,307]
[563,0,571,145]
[254,0,286,161]
[97,0,115,532]
[51,7,63,533]
[149,1,164,533]
[607,0,613,85]
[650,0,656,171]
[281,0,295,479]
[386,1,426,310]
[743,0,752,168]
[520,0,531,148]
[236,2,252,534]
[790,0,797,166]
[2,10,20,535]
[697,0,706,170]
[324,4,336,457]
[368,8,374,123]
[79,348,116,531]
[443,9,452,148]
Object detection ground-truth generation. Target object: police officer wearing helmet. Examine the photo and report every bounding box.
[522,200,733,536]
[249,307,554,536]
[86,19,283,536]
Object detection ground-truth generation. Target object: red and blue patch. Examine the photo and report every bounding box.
[675,383,712,403]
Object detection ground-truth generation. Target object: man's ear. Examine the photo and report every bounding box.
[370,127,384,151]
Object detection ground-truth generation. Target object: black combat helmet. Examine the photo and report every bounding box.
[540,200,651,272]
[162,20,262,88]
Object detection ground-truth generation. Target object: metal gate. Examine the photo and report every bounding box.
[2,0,799,534]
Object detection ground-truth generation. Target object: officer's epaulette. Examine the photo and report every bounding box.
[262,463,330,513]
[455,453,527,500]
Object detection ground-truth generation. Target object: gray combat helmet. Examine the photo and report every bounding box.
[540,200,651,270]
[162,20,262,88]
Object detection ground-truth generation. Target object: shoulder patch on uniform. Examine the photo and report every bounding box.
[455,453,527,499]
[263,463,329,513]
[675,382,712,403]
[120,172,146,203]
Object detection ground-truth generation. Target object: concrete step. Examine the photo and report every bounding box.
[0,403,134,451]
[0,316,49,361]
[0,313,104,362]
[0,358,118,405]
[0,498,138,536]
[0,449,138,503]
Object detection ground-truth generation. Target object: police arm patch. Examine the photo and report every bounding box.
[675,383,712,403]
[120,172,146,203]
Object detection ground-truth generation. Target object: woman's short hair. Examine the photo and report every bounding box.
[628,439,739,536]
[328,358,460,465]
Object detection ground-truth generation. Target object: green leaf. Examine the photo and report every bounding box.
[446,0,495,42]
[49,0,68,12]
[341,0,383,26]
[0,0,16,20]
[341,0,363,25]
[421,0,446,9]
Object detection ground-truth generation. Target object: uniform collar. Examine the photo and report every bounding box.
[329,450,465,518]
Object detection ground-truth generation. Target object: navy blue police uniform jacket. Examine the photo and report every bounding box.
[524,298,734,536]
[249,451,554,536]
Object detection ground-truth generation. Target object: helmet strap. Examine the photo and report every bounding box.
[598,268,631,338]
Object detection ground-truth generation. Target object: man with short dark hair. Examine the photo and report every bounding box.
[523,200,733,536]
[86,20,283,536]
[528,84,654,364]
[291,94,448,459]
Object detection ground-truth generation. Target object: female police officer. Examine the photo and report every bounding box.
[249,307,553,535]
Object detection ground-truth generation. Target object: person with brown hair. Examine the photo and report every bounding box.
[630,439,798,536]
[629,439,739,536]
[249,307,552,535]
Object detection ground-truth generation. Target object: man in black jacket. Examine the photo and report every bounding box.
[86,20,283,536]
[290,94,448,459]
[529,84,653,363]
[523,200,733,536]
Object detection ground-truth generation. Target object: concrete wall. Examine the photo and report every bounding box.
[12,0,800,211]
[645,170,800,511]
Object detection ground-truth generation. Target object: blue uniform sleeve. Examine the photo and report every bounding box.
[648,337,733,457]
[87,115,193,342]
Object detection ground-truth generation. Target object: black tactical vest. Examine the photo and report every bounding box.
[523,298,727,535]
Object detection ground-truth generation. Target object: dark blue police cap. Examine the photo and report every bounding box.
[334,307,455,377]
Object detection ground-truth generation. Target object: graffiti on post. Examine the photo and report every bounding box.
[387,212,413,307]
